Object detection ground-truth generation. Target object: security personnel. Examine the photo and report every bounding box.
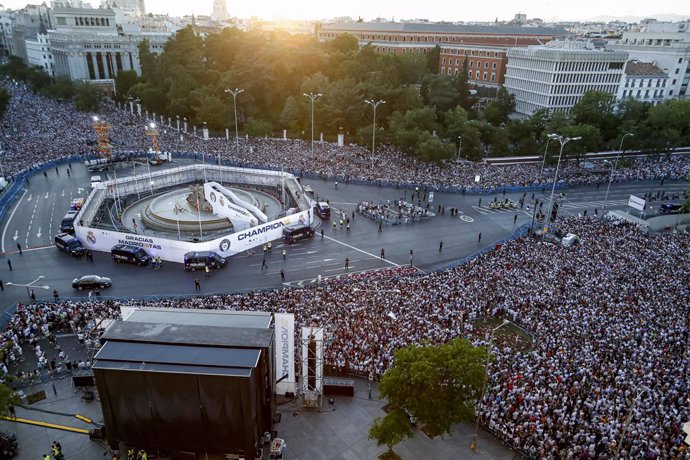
[267,241,272,253]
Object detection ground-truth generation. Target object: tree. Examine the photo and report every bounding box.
[426,45,440,73]
[641,100,690,152]
[421,74,459,113]
[115,70,140,101]
[0,88,9,119]
[571,91,619,142]
[44,77,75,100]
[417,134,456,163]
[279,96,301,132]
[26,66,52,93]
[484,87,515,126]
[74,83,102,111]
[0,383,19,416]
[245,118,273,137]
[326,33,359,54]
[455,57,474,111]
[369,338,488,455]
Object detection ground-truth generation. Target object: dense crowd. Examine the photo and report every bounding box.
[1,217,688,458]
[2,81,688,191]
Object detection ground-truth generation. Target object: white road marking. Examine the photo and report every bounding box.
[12,230,18,241]
[27,194,32,202]
[1,189,27,253]
[322,235,399,267]
[36,228,42,239]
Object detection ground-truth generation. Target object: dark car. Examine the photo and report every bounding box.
[183,251,227,271]
[72,275,112,290]
[282,223,315,243]
[54,233,85,256]
[111,244,151,266]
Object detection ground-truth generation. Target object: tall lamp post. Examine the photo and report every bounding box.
[614,387,647,459]
[6,275,50,301]
[303,92,322,158]
[145,122,160,163]
[604,133,634,209]
[365,99,385,169]
[456,136,462,163]
[224,88,244,153]
[472,319,510,450]
[544,134,581,234]
[540,136,552,177]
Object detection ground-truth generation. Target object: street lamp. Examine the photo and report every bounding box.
[6,275,50,301]
[145,122,160,163]
[604,133,634,210]
[544,134,581,234]
[614,387,647,460]
[176,115,180,132]
[456,136,462,163]
[365,99,385,169]
[472,319,510,450]
[303,92,322,158]
[224,88,244,153]
[541,136,552,177]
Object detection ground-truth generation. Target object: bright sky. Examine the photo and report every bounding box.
[3,0,690,22]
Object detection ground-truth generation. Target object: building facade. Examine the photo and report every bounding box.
[25,33,55,76]
[318,22,565,87]
[210,0,229,23]
[617,60,668,105]
[504,40,628,117]
[607,21,690,99]
[47,6,169,81]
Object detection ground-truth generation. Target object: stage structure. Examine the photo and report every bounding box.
[94,308,276,459]
[301,326,324,408]
[91,116,112,160]
[72,164,313,263]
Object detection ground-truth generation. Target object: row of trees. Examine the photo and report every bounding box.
[0,56,103,111]
[119,26,690,163]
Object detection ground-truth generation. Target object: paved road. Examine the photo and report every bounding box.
[0,159,686,307]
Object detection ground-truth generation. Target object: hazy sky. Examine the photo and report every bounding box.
[3,0,690,22]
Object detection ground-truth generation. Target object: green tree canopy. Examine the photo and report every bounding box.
[369,338,488,454]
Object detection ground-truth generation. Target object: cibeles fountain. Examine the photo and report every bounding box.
[74,163,314,263]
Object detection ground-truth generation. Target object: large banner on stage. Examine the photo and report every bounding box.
[274,313,296,395]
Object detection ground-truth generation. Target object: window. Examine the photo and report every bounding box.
[484,62,489,69]
[492,62,496,69]
[672,79,677,85]
[475,70,480,79]
[483,71,487,79]
[675,68,680,74]
[679,58,683,64]
[469,61,473,68]
[491,73,495,82]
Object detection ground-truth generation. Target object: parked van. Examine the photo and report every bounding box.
[60,210,79,234]
[282,223,315,243]
[111,244,151,266]
[660,203,683,215]
[314,202,331,219]
[183,251,227,271]
[54,233,85,256]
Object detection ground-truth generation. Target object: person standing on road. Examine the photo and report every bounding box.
[320,229,324,238]
[282,249,287,260]
[205,266,210,278]
[380,248,385,259]
[261,258,268,270]
[344,257,349,270]
[478,232,482,243]
[6,259,11,271]
[280,269,285,282]
[194,279,201,291]
[30,289,36,302]
[53,290,59,302]
[514,214,518,225]
[16,243,22,254]
[439,241,443,252]
[378,222,382,232]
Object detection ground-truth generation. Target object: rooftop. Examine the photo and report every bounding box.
[624,60,667,76]
[124,307,273,329]
[320,21,566,36]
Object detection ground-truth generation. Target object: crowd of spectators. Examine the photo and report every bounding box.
[2,81,688,191]
[1,216,687,458]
